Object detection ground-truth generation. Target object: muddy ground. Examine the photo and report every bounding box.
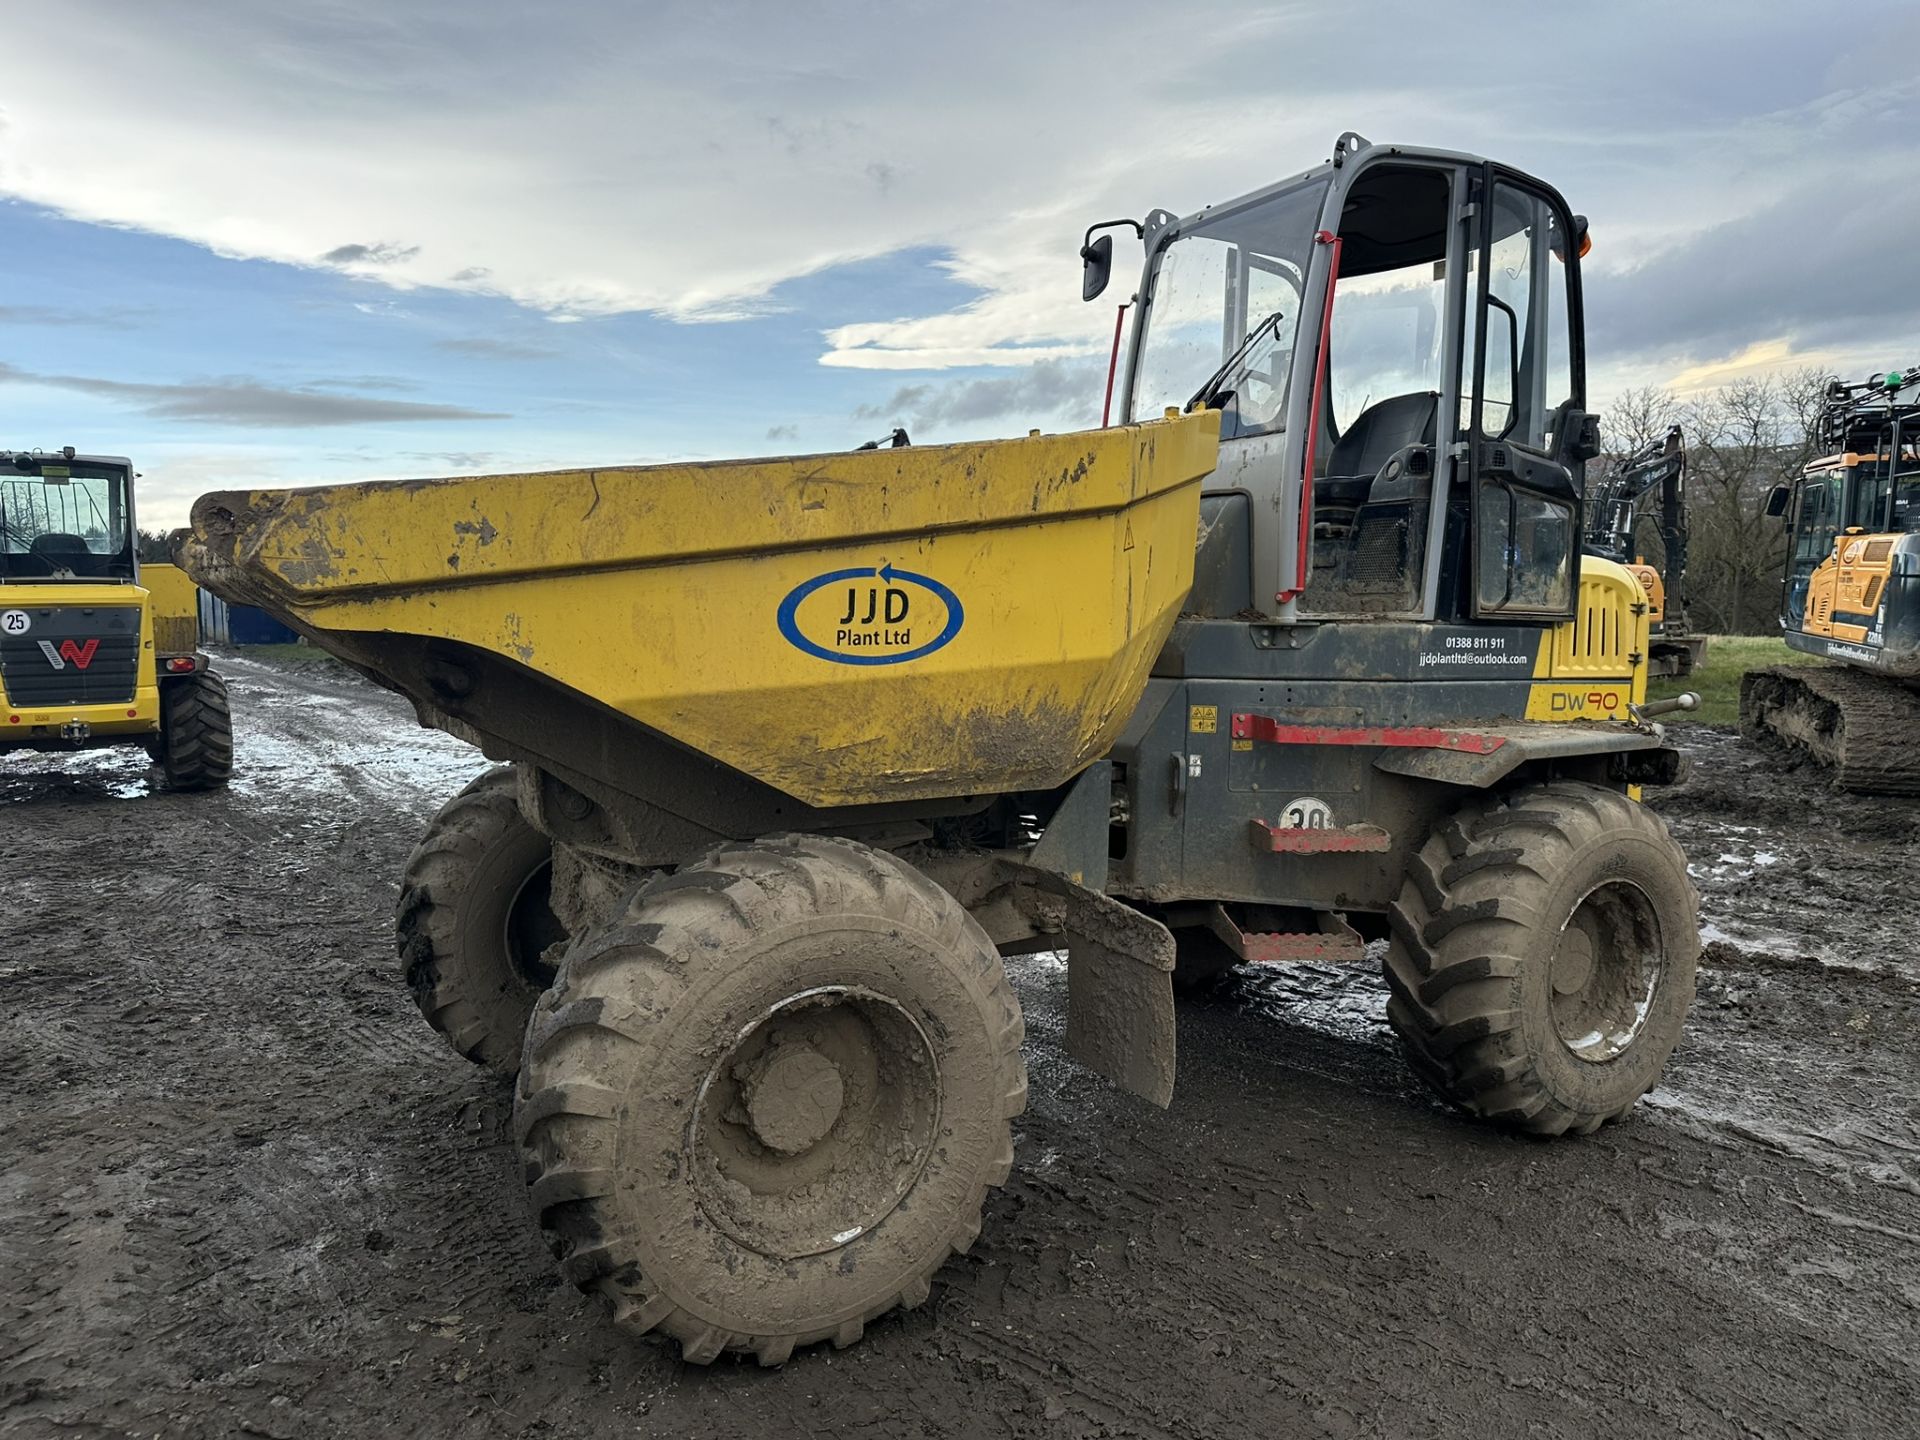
[3,653,1917,1439]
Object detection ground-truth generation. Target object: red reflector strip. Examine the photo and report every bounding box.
[1242,930,1366,964]
[1230,714,1506,753]
[1250,819,1393,853]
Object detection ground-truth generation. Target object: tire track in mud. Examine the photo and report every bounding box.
[3,663,1918,1438]
[1657,726,1920,976]
[968,952,1920,1440]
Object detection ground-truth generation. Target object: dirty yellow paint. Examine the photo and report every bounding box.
[0,581,163,741]
[1188,704,1218,734]
[139,562,201,656]
[1526,558,1647,720]
[184,413,1222,806]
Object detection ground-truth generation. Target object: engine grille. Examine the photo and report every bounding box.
[0,603,141,707]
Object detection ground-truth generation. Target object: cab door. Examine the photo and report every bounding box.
[1465,173,1587,620]
[1785,469,1841,632]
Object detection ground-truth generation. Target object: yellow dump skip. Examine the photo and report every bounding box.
[182,413,1221,805]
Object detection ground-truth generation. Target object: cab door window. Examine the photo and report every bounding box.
[1470,180,1581,617]
[1299,161,1454,619]
[1785,472,1842,627]
[1793,475,1840,562]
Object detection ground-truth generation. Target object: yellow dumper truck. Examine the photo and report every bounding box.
[180,134,1699,1365]
[3,449,231,788]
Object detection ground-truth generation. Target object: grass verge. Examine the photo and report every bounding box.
[227,641,341,667]
[1649,635,1810,726]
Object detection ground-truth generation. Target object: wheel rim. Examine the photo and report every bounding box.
[503,858,564,990]
[688,985,941,1262]
[1549,879,1665,1062]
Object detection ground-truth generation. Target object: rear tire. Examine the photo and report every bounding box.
[396,766,565,1073]
[157,671,233,791]
[516,834,1027,1365]
[1384,783,1698,1136]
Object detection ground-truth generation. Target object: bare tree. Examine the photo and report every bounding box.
[1595,385,1685,575]
[1601,384,1682,456]
[1678,368,1831,634]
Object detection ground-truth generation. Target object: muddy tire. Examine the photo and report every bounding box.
[516,834,1027,1366]
[396,767,565,1073]
[156,671,233,791]
[1384,783,1698,1136]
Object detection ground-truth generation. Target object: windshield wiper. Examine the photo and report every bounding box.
[1187,309,1286,412]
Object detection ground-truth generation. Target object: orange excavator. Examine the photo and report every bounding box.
[1744,368,1920,791]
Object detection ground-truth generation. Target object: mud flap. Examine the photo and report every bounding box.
[1025,766,1176,1106]
[1055,887,1177,1108]
[1066,920,1177,1107]
[911,840,1179,1108]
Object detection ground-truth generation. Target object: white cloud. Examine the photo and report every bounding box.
[4,1,1919,384]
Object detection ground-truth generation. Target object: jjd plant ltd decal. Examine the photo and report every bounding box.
[777,562,964,665]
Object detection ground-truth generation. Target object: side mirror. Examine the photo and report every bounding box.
[1558,408,1602,464]
[1764,484,1791,519]
[1081,234,1113,302]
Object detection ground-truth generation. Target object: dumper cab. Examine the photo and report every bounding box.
[1075,134,1684,923]
[1096,133,1599,626]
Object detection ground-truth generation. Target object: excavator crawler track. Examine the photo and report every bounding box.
[1741,664,1920,795]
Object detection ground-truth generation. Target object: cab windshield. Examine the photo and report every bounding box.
[1130,178,1330,438]
[0,460,135,581]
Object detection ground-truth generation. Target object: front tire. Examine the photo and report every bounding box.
[396,767,565,1072]
[157,671,233,791]
[1384,783,1698,1135]
[515,834,1027,1365]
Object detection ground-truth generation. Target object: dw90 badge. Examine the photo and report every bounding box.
[777,563,964,666]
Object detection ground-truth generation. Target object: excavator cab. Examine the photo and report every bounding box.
[1090,132,1598,626]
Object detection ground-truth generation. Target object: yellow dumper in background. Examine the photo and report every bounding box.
[3,450,231,789]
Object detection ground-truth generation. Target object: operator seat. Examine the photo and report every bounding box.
[1314,392,1440,610]
[27,532,97,577]
[1316,391,1439,517]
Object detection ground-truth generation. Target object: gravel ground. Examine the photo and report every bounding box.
[2,651,1916,1439]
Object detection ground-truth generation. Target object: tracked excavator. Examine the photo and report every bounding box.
[1744,368,1920,792]
[1583,426,1703,677]
[179,133,1701,1366]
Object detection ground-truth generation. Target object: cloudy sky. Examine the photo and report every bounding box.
[4,1,1918,527]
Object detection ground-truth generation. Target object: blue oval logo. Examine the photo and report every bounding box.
[777,563,964,666]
